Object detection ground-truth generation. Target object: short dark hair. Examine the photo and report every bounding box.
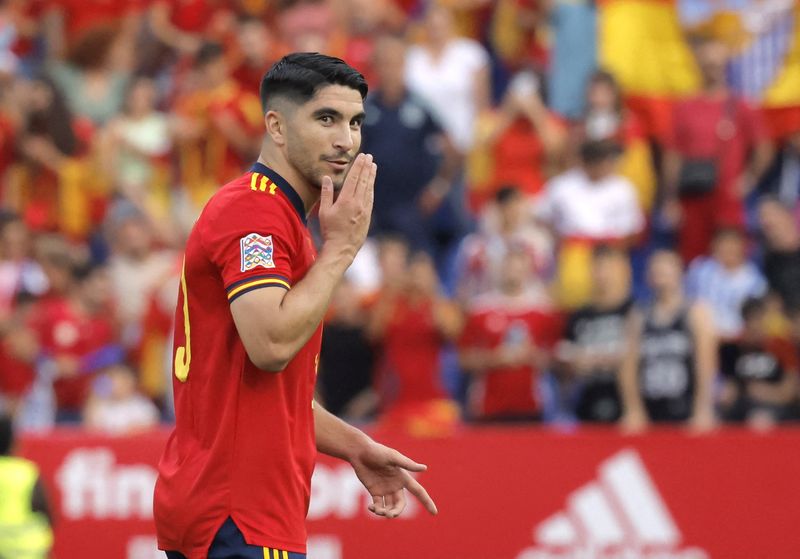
[713,226,745,242]
[194,42,225,69]
[259,52,368,112]
[495,185,521,205]
[0,414,12,455]
[580,139,623,164]
[592,243,627,261]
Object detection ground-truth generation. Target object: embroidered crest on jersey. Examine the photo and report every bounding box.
[240,233,275,271]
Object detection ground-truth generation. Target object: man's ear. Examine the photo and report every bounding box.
[264,109,287,147]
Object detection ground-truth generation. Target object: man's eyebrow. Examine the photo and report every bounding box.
[351,111,366,122]
[311,107,343,119]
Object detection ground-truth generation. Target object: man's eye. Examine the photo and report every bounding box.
[320,115,333,124]
[351,120,362,129]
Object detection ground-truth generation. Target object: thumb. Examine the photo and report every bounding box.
[320,176,334,211]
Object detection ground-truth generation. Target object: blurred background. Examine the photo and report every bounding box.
[0,0,800,558]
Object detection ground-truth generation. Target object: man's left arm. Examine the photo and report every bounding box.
[314,403,438,518]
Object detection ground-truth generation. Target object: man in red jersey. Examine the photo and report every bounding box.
[154,53,438,559]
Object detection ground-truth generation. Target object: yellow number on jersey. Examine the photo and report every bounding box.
[174,260,191,382]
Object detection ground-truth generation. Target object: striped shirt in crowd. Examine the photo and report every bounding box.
[684,256,768,338]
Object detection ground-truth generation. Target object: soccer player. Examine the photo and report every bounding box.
[154,53,438,559]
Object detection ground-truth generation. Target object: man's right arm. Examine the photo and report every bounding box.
[230,154,376,371]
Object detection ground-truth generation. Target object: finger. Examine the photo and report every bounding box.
[363,161,377,210]
[351,153,371,199]
[386,489,406,518]
[405,473,438,515]
[319,175,334,211]
[390,449,427,472]
[340,153,365,200]
[368,494,387,517]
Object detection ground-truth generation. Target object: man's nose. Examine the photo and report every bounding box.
[332,125,355,153]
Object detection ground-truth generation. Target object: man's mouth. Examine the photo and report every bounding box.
[324,158,351,171]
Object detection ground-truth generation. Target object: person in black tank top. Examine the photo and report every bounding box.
[557,246,633,423]
[639,304,695,421]
[619,250,718,431]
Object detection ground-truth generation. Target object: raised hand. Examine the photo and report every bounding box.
[318,153,377,262]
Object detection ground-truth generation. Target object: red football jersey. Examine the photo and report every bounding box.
[154,162,320,557]
[459,293,561,418]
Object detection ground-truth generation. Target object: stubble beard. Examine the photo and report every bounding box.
[286,142,347,191]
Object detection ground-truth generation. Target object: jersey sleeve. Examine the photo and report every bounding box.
[202,187,296,303]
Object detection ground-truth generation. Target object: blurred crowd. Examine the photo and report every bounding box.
[0,0,799,437]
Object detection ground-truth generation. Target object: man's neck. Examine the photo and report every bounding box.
[257,151,319,214]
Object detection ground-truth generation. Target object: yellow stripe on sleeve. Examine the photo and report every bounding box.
[282,551,288,559]
[273,549,280,559]
[227,278,291,300]
[263,548,270,559]
[251,173,259,191]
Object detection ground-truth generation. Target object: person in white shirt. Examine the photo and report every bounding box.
[535,139,644,308]
[84,363,160,435]
[536,139,644,241]
[404,5,490,154]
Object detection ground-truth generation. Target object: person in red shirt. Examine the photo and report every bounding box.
[154,53,437,559]
[30,260,117,422]
[662,34,773,263]
[366,250,462,435]
[459,245,561,421]
[173,42,264,209]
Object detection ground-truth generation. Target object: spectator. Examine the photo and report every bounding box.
[619,250,717,432]
[685,227,767,339]
[84,363,160,435]
[0,414,53,559]
[317,279,375,420]
[48,26,131,126]
[405,4,490,154]
[367,250,462,436]
[361,34,459,254]
[455,185,551,304]
[576,69,656,213]
[468,69,566,209]
[758,196,800,310]
[545,0,597,120]
[757,126,800,209]
[662,33,773,263]
[106,201,176,350]
[15,76,93,237]
[536,139,644,308]
[172,42,263,209]
[101,77,173,222]
[556,245,633,423]
[719,297,799,428]
[230,16,276,95]
[147,0,232,57]
[458,246,561,422]
[0,293,39,418]
[0,213,48,318]
[29,259,118,423]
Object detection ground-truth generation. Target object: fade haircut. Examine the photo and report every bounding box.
[259,52,368,112]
